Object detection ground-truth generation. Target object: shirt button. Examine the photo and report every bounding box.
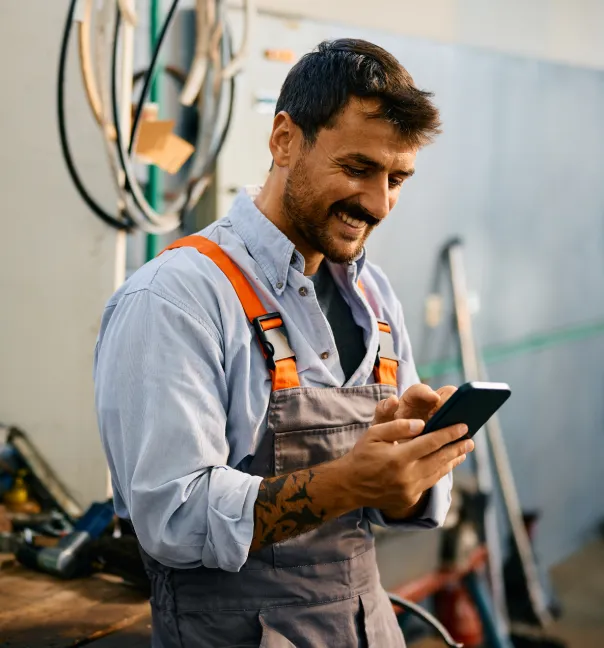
[320,351,329,360]
[276,282,283,289]
[298,287,308,296]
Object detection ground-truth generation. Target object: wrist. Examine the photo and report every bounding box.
[381,490,430,521]
[330,454,363,514]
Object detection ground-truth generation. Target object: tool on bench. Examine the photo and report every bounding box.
[16,500,114,578]
[2,426,82,521]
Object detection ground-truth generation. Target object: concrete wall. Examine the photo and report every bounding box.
[0,2,124,505]
[239,0,604,71]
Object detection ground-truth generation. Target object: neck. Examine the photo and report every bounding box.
[254,174,324,275]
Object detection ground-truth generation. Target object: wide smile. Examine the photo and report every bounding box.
[334,212,367,235]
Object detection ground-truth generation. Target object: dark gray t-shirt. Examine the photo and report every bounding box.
[309,263,366,382]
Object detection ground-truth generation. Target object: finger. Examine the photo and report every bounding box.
[426,385,457,419]
[370,418,425,443]
[416,452,468,492]
[398,384,440,420]
[420,437,474,475]
[372,395,399,425]
[435,385,457,405]
[404,423,469,460]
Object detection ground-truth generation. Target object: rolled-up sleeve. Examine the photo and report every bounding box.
[366,472,452,529]
[94,288,262,571]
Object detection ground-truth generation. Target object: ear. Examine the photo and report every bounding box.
[269,111,299,167]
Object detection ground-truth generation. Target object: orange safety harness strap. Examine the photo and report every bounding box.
[358,281,399,388]
[161,236,300,391]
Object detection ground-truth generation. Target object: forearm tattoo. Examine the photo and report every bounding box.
[251,469,327,551]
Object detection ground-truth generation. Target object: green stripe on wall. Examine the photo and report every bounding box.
[417,320,604,380]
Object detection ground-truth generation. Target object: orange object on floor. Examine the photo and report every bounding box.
[435,582,484,647]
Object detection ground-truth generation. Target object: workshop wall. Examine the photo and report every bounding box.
[233,0,604,71]
[0,2,123,505]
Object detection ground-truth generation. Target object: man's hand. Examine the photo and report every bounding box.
[337,416,472,519]
[369,383,465,519]
[373,383,457,426]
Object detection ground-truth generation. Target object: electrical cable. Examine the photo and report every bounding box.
[77,0,109,134]
[123,0,235,219]
[57,0,132,230]
[184,71,235,212]
[133,65,188,89]
[183,14,236,213]
[112,2,182,233]
[62,0,245,233]
[221,0,254,80]
[180,0,252,105]
[179,0,214,107]
[94,0,133,222]
[128,0,180,156]
[132,65,196,201]
[117,0,138,26]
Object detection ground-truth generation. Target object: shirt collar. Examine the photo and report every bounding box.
[228,188,296,295]
[227,186,368,293]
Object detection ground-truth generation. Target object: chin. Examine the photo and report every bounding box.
[324,241,364,264]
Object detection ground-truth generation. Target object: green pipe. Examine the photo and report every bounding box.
[417,319,604,380]
[145,0,163,261]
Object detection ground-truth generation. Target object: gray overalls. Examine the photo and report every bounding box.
[139,235,406,648]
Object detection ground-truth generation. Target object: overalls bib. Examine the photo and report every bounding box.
[139,236,406,648]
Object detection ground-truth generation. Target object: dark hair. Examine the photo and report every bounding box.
[275,39,441,148]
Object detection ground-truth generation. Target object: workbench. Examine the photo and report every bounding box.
[0,556,151,647]
[0,534,487,647]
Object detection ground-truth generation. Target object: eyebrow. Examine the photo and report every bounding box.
[340,153,415,177]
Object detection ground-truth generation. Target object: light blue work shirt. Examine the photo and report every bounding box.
[93,188,452,572]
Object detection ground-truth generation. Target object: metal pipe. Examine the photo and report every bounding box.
[146,0,164,261]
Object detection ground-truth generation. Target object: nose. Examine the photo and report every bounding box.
[359,176,391,221]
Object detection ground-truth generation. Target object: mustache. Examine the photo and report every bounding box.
[329,201,380,227]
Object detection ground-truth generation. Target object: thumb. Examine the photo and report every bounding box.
[400,383,440,421]
[372,395,399,425]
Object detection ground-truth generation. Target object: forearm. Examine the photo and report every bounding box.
[250,458,355,552]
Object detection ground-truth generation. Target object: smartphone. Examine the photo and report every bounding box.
[422,381,511,440]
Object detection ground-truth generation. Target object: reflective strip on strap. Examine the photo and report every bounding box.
[375,321,398,387]
[161,236,300,391]
[358,280,399,388]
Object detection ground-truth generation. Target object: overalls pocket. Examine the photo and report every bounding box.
[272,423,370,569]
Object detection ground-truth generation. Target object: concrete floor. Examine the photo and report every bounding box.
[412,537,604,648]
[548,537,604,647]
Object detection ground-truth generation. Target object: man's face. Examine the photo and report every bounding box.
[281,98,418,265]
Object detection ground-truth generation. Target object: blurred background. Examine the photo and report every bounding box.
[0,1,603,647]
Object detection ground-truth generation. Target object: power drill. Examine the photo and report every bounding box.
[16,500,114,578]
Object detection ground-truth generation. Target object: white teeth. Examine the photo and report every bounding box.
[338,213,365,228]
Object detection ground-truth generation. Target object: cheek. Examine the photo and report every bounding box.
[319,174,362,206]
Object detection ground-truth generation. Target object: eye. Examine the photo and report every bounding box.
[344,166,366,178]
[388,177,405,189]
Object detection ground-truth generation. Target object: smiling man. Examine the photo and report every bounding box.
[94,39,474,647]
